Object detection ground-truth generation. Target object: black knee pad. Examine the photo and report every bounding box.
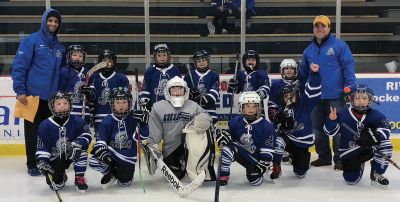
[342,157,362,172]
[115,164,135,183]
[357,148,374,163]
[291,146,310,171]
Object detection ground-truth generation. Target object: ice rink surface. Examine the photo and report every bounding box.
[0,154,399,202]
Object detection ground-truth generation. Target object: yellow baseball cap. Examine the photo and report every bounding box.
[313,15,330,27]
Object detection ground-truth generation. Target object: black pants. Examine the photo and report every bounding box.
[25,99,51,169]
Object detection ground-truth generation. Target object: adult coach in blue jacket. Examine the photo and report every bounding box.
[11,9,64,176]
[300,15,355,170]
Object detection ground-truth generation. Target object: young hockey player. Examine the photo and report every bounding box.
[324,84,392,189]
[184,50,220,123]
[58,45,93,121]
[89,87,149,189]
[216,91,275,186]
[36,91,92,193]
[140,43,181,111]
[270,64,321,179]
[143,76,216,182]
[88,50,129,131]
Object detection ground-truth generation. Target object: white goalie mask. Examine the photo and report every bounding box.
[164,76,189,108]
[239,91,261,121]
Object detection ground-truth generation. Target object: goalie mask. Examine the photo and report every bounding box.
[164,76,189,108]
[153,43,171,68]
[98,50,117,74]
[280,59,298,81]
[109,87,133,119]
[242,50,260,73]
[66,45,86,70]
[193,50,210,73]
[279,84,300,109]
[239,91,261,122]
[350,84,374,114]
[48,91,73,118]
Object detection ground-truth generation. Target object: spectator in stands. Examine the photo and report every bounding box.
[300,15,355,171]
[11,9,64,176]
[208,0,256,35]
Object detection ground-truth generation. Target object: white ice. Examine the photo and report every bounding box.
[0,154,399,202]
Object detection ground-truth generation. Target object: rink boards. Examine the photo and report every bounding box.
[1,73,399,156]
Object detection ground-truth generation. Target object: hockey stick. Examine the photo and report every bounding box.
[186,64,195,88]
[134,68,146,193]
[214,143,224,202]
[341,123,400,171]
[81,61,108,119]
[143,144,206,198]
[229,54,240,119]
[47,174,63,202]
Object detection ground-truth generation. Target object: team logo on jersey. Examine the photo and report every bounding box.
[110,130,132,149]
[244,83,253,91]
[163,112,192,123]
[52,137,69,157]
[198,83,206,95]
[56,49,62,58]
[98,87,110,105]
[155,78,169,97]
[264,135,274,148]
[72,81,86,103]
[326,48,335,56]
[240,132,256,154]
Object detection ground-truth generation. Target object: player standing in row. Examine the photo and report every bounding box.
[270,64,321,179]
[143,76,216,181]
[89,50,129,132]
[140,44,181,111]
[36,91,92,192]
[216,91,275,186]
[58,45,92,122]
[324,84,392,189]
[90,87,149,189]
[228,50,270,115]
[185,50,220,123]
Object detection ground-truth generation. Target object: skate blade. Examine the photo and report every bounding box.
[371,181,388,190]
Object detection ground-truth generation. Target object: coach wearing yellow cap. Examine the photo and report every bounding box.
[300,15,356,171]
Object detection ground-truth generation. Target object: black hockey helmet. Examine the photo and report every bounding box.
[279,84,300,109]
[66,45,86,70]
[192,50,210,73]
[350,84,374,114]
[98,50,117,68]
[153,43,171,68]
[48,91,73,118]
[242,50,260,73]
[109,87,132,119]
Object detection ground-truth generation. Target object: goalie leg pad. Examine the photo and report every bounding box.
[142,144,158,175]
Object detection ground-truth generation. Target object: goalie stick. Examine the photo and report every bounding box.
[81,61,108,118]
[142,144,206,198]
[47,174,63,202]
[341,122,400,171]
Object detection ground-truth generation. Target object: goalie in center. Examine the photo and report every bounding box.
[142,76,216,182]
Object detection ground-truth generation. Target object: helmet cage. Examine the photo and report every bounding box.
[350,84,374,114]
[49,91,73,118]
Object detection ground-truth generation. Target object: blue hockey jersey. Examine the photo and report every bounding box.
[58,67,90,119]
[324,108,391,159]
[184,69,220,122]
[228,70,270,98]
[140,64,181,107]
[36,115,92,162]
[228,116,275,161]
[89,72,129,125]
[93,113,149,166]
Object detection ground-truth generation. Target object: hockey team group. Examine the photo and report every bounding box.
[10,9,393,198]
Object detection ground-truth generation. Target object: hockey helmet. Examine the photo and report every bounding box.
[153,43,171,68]
[164,76,189,108]
[239,91,261,121]
[66,45,86,70]
[280,59,298,80]
[350,84,374,114]
[242,50,260,73]
[48,91,73,118]
[109,87,133,119]
[192,50,210,73]
[98,49,117,69]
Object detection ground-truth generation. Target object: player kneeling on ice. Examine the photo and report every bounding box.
[89,87,149,189]
[143,76,216,184]
[324,84,393,189]
[270,65,321,179]
[216,92,275,186]
[36,91,92,193]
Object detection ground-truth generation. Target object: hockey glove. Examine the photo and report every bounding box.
[200,95,215,108]
[66,141,83,161]
[256,89,267,100]
[189,89,201,102]
[356,128,380,147]
[80,86,96,102]
[93,149,112,165]
[256,160,272,174]
[274,111,295,131]
[37,160,54,176]
[228,79,239,92]
[139,100,151,112]
[217,130,232,146]
[132,109,149,125]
